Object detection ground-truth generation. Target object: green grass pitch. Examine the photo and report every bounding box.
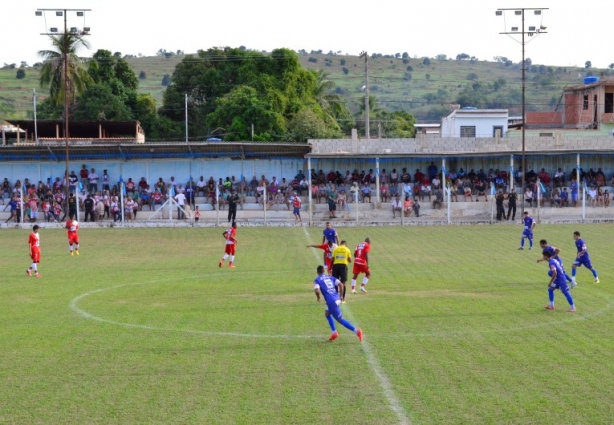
[1,224,613,424]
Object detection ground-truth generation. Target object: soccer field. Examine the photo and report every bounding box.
[1,224,613,424]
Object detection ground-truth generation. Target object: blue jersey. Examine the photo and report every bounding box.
[314,274,341,305]
[549,258,569,290]
[544,245,563,266]
[574,238,593,269]
[323,228,338,243]
[522,216,535,237]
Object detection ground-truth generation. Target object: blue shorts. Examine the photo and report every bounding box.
[549,281,570,292]
[572,193,578,202]
[293,207,300,215]
[326,302,343,320]
[522,230,533,239]
[573,256,593,269]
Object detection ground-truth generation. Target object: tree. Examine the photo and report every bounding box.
[340,58,346,66]
[402,52,409,59]
[72,83,133,121]
[585,60,592,69]
[466,72,478,81]
[456,53,470,61]
[436,54,447,61]
[609,63,614,70]
[378,110,416,138]
[161,74,171,86]
[16,69,25,79]
[425,74,431,81]
[38,34,92,106]
[422,57,431,66]
[342,67,349,75]
[284,108,342,142]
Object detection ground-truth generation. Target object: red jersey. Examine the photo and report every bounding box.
[195,209,201,218]
[152,192,163,202]
[354,242,371,266]
[29,232,40,250]
[314,243,335,266]
[65,219,79,235]
[293,196,302,208]
[224,227,237,245]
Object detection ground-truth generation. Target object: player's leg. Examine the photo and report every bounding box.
[519,234,525,249]
[589,264,599,283]
[74,238,80,255]
[351,270,359,293]
[219,245,230,267]
[360,271,370,292]
[528,234,533,249]
[331,309,363,341]
[324,310,338,341]
[561,288,576,311]
[545,287,555,309]
[228,245,236,268]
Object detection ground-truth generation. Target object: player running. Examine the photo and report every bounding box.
[313,265,363,342]
[518,211,536,250]
[536,239,573,287]
[307,240,336,275]
[543,249,576,312]
[571,231,599,285]
[219,221,238,268]
[322,221,340,245]
[351,237,371,294]
[65,218,80,255]
[26,225,42,278]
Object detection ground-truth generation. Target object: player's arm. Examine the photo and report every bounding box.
[548,265,557,286]
[553,247,561,257]
[531,221,536,231]
[314,285,321,302]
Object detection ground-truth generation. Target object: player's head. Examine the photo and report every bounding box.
[573,231,580,240]
[340,240,347,246]
[32,225,39,232]
[327,240,334,247]
[317,265,325,275]
[231,221,237,228]
[523,211,529,216]
[542,249,552,258]
[539,239,547,248]
[365,237,371,244]
[325,222,331,228]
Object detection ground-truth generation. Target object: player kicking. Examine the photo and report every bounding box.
[219,221,237,268]
[518,211,536,250]
[351,237,371,294]
[307,240,336,275]
[571,231,599,285]
[536,239,574,288]
[65,218,80,255]
[543,250,576,312]
[313,265,363,342]
[26,225,42,278]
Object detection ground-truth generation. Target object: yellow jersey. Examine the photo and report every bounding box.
[332,245,352,265]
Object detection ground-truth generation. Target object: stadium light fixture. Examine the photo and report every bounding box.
[77,11,84,16]
[35,11,42,16]
[495,11,502,16]
[56,11,63,16]
[50,27,58,33]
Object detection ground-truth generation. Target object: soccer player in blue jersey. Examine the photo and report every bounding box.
[518,211,536,250]
[537,239,574,287]
[543,250,576,312]
[313,265,363,342]
[322,221,340,245]
[571,231,599,284]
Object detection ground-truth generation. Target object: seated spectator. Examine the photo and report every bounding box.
[412,182,421,201]
[538,168,550,185]
[380,169,388,184]
[449,184,458,202]
[475,180,487,202]
[349,181,359,202]
[249,176,259,196]
[524,187,534,206]
[316,170,326,185]
[403,196,413,217]
[138,177,148,193]
[432,188,443,209]
[337,190,347,211]
[318,183,328,204]
[604,190,610,207]
[420,183,432,201]
[457,168,466,179]
[155,178,166,194]
[151,189,164,210]
[401,168,411,184]
[361,183,372,203]
[290,178,301,195]
[279,178,289,195]
[299,178,309,195]
[389,183,399,198]
[431,175,441,189]
[540,186,552,207]
[380,182,390,202]
[196,176,207,196]
[595,168,605,187]
[588,186,597,207]
[391,194,402,218]
[597,187,605,207]
[552,190,561,207]
[463,184,473,202]
[553,168,565,188]
[310,184,319,203]
[414,169,425,183]
[363,169,374,185]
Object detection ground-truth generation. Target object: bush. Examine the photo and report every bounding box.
[342,67,349,75]
[340,59,346,66]
[161,74,171,86]
[16,69,26,79]
[308,57,318,63]
[139,71,146,80]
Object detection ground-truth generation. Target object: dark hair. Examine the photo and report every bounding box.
[540,239,547,245]
[542,249,551,258]
[317,265,325,274]
[573,231,580,236]
[33,225,39,231]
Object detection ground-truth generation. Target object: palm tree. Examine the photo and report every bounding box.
[38,34,92,106]
[313,70,347,120]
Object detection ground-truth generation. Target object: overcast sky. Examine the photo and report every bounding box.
[3,0,612,69]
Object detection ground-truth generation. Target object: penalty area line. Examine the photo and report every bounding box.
[303,227,411,425]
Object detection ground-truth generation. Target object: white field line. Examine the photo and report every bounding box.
[303,227,411,425]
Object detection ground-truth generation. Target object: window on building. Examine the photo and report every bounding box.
[460,126,476,137]
[605,93,613,114]
[583,95,589,110]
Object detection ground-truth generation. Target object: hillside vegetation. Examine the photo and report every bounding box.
[0,51,604,123]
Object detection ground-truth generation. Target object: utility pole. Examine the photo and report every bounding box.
[359,51,369,139]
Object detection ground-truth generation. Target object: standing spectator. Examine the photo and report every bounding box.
[124,196,135,222]
[337,190,347,212]
[84,194,95,222]
[79,165,89,189]
[26,225,42,278]
[432,187,443,210]
[96,197,105,221]
[185,184,195,209]
[403,196,413,217]
[167,176,177,194]
[194,206,201,222]
[327,186,338,218]
[569,178,579,207]
[495,190,505,221]
[506,189,518,220]
[390,169,398,185]
[110,197,120,222]
[293,193,302,221]
[174,190,186,219]
[42,199,53,222]
[102,170,110,191]
[63,193,77,221]
[4,196,18,223]
[227,190,240,223]
[68,171,78,194]
[88,168,99,193]
[428,161,438,181]
[412,199,421,217]
[28,196,39,223]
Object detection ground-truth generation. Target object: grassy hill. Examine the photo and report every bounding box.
[0,52,601,122]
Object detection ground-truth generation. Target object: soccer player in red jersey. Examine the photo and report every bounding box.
[65,218,80,255]
[26,225,42,278]
[307,240,336,275]
[351,237,371,293]
[219,221,238,268]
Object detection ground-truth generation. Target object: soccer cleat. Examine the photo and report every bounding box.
[228,264,236,268]
[35,273,42,278]
[594,278,600,283]
[26,269,32,276]
[528,247,533,250]
[218,261,223,268]
[70,251,74,256]
[518,247,524,250]
[544,305,555,310]
[360,287,367,293]
[571,281,577,289]
[75,250,79,256]
[329,331,339,341]
[341,300,346,304]
[351,289,357,294]
[356,328,363,341]
[567,307,577,312]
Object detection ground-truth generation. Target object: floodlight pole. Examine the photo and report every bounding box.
[359,51,369,139]
[496,7,547,217]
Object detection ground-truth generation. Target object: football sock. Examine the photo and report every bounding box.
[565,273,573,283]
[529,240,533,248]
[548,288,555,305]
[520,239,524,248]
[69,246,73,252]
[325,315,336,332]
[592,269,598,278]
[337,318,356,332]
[229,255,234,263]
[222,254,229,261]
[362,277,369,285]
[351,279,356,289]
[75,244,79,250]
[342,285,346,299]
[572,268,577,278]
[563,290,574,307]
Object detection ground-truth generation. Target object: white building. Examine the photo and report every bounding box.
[440,108,509,138]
